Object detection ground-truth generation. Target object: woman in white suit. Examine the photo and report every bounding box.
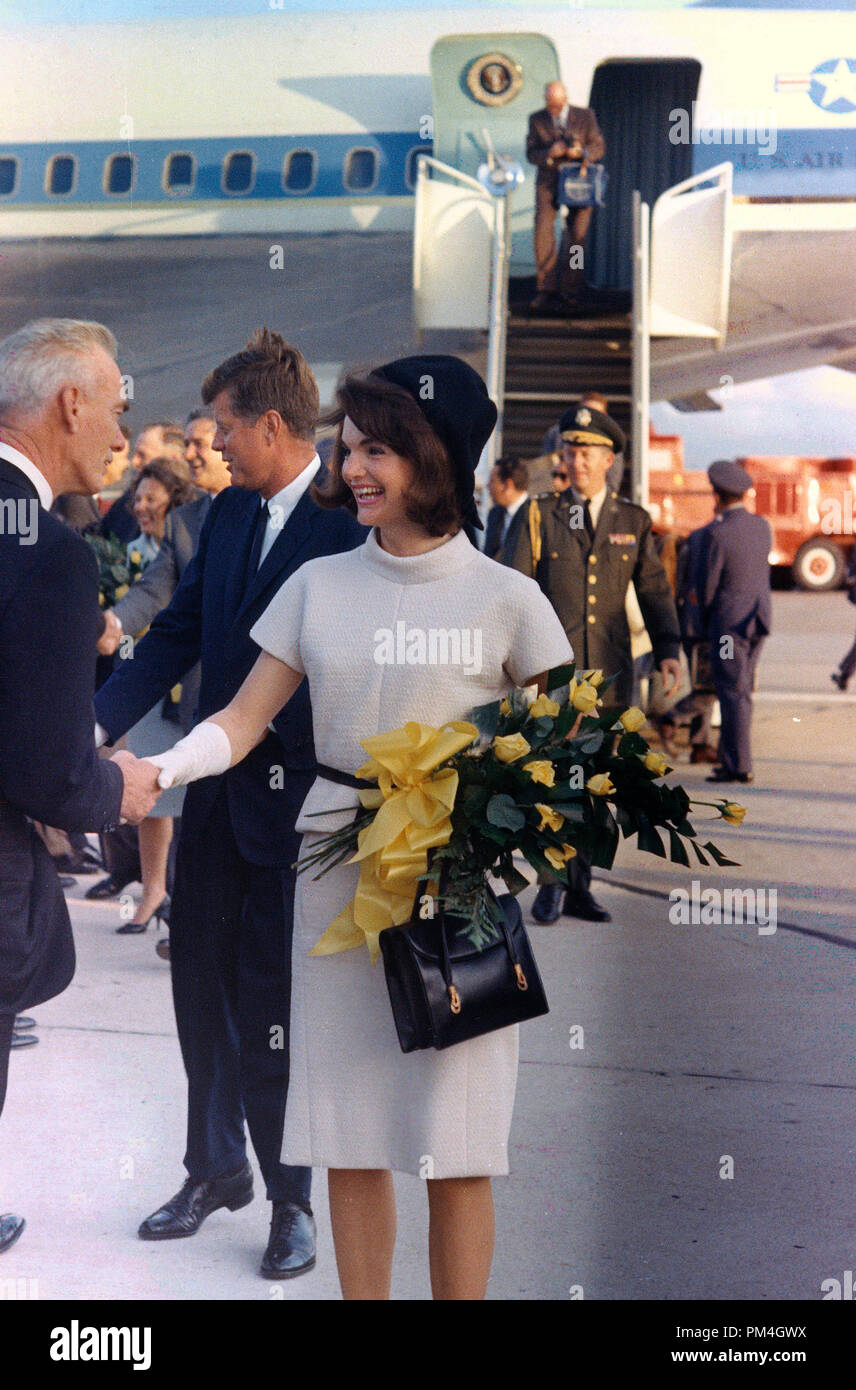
[148,356,572,1300]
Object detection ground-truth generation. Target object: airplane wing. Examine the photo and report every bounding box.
[652,209,856,402]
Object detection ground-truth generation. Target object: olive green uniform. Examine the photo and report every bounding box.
[508,489,680,707]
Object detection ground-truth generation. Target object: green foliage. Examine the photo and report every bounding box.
[305,659,746,951]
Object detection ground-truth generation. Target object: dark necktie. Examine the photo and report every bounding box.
[245,499,269,584]
[583,499,595,542]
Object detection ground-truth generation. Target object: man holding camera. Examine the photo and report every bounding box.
[526,81,605,313]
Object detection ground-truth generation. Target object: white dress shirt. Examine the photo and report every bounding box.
[257,453,320,568]
[500,490,528,545]
[0,442,53,509]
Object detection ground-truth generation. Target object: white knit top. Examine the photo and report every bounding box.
[251,528,573,833]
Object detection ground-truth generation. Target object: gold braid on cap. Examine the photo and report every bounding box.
[528,497,542,575]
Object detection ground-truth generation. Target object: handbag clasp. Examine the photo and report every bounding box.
[514,964,528,991]
[448,984,461,1014]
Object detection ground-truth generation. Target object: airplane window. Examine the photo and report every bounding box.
[343,148,378,193]
[47,155,76,196]
[165,152,195,193]
[0,157,18,197]
[283,149,315,193]
[223,151,255,194]
[405,146,430,191]
[105,153,134,195]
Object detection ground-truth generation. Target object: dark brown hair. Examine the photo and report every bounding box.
[134,458,195,511]
[493,455,528,491]
[312,373,462,537]
[201,328,319,440]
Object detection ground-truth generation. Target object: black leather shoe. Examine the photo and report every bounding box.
[53,852,101,875]
[563,889,612,923]
[138,1162,254,1240]
[706,769,753,784]
[0,1214,25,1253]
[86,872,135,901]
[11,1031,38,1049]
[117,898,169,935]
[58,875,76,889]
[14,1016,36,1030]
[531,883,563,923]
[260,1202,316,1279]
[831,671,848,691]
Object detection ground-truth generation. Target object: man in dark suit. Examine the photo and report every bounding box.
[483,456,529,563]
[88,412,228,903]
[510,405,681,923]
[696,460,772,785]
[0,317,162,1253]
[526,81,605,312]
[94,330,363,1278]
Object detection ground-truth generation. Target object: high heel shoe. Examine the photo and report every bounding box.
[116,897,170,935]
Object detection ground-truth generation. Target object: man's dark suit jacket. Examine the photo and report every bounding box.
[699,506,773,642]
[526,104,605,198]
[484,499,529,565]
[94,478,364,867]
[112,492,213,731]
[0,457,123,1013]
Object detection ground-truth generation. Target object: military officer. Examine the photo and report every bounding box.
[508,405,682,922]
[696,459,772,785]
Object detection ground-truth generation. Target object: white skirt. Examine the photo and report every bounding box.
[282,832,520,1178]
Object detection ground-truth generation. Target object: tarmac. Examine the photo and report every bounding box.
[2,588,855,1302]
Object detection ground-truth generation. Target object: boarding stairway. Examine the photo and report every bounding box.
[501,294,631,460]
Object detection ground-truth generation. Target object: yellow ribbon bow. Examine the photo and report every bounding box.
[309,720,479,964]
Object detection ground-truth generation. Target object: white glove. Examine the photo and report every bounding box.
[149,720,233,789]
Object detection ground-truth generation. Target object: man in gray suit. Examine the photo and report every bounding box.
[695,460,772,786]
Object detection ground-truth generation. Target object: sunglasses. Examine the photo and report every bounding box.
[551,470,570,482]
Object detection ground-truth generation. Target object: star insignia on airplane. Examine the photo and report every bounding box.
[809,58,856,114]
[576,408,591,426]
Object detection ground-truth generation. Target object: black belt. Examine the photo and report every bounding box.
[316,762,375,791]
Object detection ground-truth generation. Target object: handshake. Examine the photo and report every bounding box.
[108,749,163,825]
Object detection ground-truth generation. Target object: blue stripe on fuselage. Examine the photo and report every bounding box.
[0,128,853,204]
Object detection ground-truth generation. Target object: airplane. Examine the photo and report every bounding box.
[0,0,854,399]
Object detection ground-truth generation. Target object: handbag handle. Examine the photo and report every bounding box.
[421,860,529,1013]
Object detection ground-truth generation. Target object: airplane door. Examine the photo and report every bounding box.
[586,59,702,292]
[430,33,560,274]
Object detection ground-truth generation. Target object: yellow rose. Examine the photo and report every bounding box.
[721,802,746,827]
[499,697,511,716]
[571,681,599,714]
[528,694,560,720]
[581,669,604,687]
[643,751,670,777]
[522,760,555,788]
[98,592,105,607]
[492,732,531,763]
[586,773,615,796]
[619,706,646,733]
[535,803,564,832]
[129,549,142,566]
[114,584,129,599]
[544,843,577,871]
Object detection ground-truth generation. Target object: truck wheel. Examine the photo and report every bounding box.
[792,539,845,591]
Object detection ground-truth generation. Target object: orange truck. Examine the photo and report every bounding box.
[648,433,856,591]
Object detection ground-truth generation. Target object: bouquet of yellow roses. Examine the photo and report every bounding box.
[85,532,147,608]
[298,663,745,960]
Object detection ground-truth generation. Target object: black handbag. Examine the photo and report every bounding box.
[379,875,549,1053]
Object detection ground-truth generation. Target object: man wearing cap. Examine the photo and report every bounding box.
[509,404,681,922]
[694,460,772,785]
